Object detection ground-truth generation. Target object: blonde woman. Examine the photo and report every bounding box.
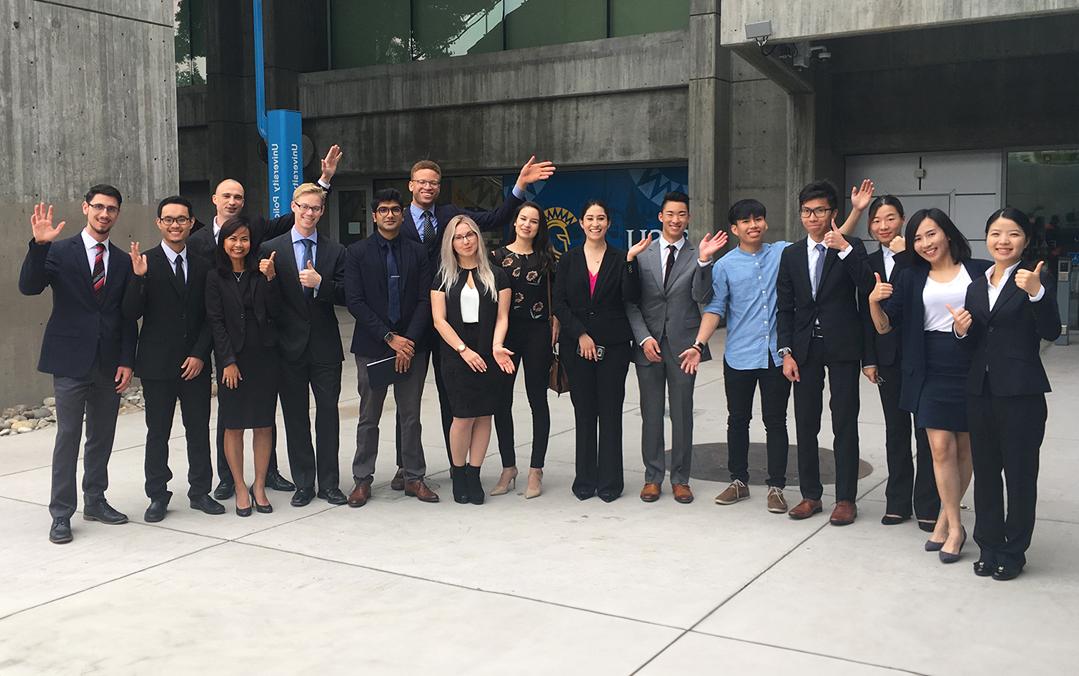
[431,216,515,504]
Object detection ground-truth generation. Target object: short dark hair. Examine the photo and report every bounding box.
[867,195,904,222]
[85,184,122,206]
[904,208,972,265]
[157,195,193,219]
[371,188,404,213]
[661,191,689,211]
[986,207,1042,262]
[728,199,766,225]
[798,180,838,210]
[214,217,255,275]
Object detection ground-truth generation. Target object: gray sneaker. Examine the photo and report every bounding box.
[766,486,788,513]
[714,480,750,505]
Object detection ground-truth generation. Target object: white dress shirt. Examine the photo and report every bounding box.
[882,247,896,280]
[986,262,1045,310]
[81,229,109,277]
[460,281,480,323]
[161,243,188,285]
[661,234,686,281]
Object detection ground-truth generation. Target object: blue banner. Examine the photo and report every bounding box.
[504,166,689,258]
[266,109,303,218]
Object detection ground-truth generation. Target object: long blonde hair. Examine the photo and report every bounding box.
[437,215,497,301]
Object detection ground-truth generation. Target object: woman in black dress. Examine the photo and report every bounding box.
[431,215,515,505]
[205,218,280,517]
[552,200,650,502]
[956,208,1060,580]
[490,201,559,499]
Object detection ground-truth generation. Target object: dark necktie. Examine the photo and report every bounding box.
[174,254,185,286]
[301,239,314,299]
[812,243,826,299]
[385,241,401,325]
[421,210,435,244]
[91,243,106,299]
[663,244,677,288]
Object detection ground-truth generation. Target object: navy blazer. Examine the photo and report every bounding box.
[19,235,137,378]
[345,233,433,359]
[881,258,992,412]
[401,194,524,265]
[962,264,1061,396]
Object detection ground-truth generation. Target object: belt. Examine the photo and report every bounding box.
[811,326,825,339]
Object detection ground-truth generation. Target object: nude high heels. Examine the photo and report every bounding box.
[525,468,543,499]
[490,467,518,496]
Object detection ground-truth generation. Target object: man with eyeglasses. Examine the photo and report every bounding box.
[258,183,349,507]
[776,180,875,526]
[121,196,224,522]
[188,144,343,500]
[343,188,438,506]
[20,185,137,544]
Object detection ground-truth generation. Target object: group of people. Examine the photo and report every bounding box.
[19,147,1058,582]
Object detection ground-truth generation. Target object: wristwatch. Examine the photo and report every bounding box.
[777,347,792,358]
[384,331,396,343]
[456,343,467,353]
[692,341,705,353]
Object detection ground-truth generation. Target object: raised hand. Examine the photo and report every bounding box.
[627,233,653,261]
[947,303,972,338]
[516,155,556,188]
[888,235,906,254]
[641,337,662,363]
[259,251,276,280]
[298,259,322,289]
[30,203,66,244]
[850,178,876,211]
[494,345,516,374]
[1014,261,1045,297]
[129,241,148,277]
[869,272,893,303]
[822,219,849,251]
[697,230,728,262]
[320,144,343,182]
[678,347,701,374]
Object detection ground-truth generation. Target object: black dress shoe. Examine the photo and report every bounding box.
[880,514,910,526]
[290,487,316,507]
[190,494,226,515]
[317,487,348,505]
[144,498,169,523]
[973,560,995,577]
[597,492,620,503]
[213,480,235,501]
[573,488,596,501]
[992,564,1023,581]
[917,519,937,533]
[266,471,296,492]
[83,500,128,525]
[49,517,73,544]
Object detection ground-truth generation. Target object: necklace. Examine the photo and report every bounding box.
[233,271,244,282]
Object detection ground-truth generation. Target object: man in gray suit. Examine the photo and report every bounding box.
[626,191,727,503]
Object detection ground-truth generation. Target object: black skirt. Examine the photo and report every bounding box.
[440,322,506,418]
[217,316,278,429]
[914,330,971,432]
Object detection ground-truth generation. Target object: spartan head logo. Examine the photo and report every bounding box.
[544,206,576,260]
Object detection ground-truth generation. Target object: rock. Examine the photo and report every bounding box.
[15,426,33,434]
[11,420,36,432]
[11,415,27,422]
[43,397,56,406]
[0,428,10,437]
[2,408,14,418]
[36,419,53,429]
[0,420,8,431]
[13,404,27,413]
[32,407,52,419]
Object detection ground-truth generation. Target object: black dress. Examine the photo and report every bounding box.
[434,266,510,418]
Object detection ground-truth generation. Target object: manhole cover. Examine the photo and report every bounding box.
[680,443,873,486]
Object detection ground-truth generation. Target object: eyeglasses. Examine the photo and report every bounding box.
[376,206,404,216]
[411,179,440,187]
[158,216,192,226]
[88,203,119,215]
[799,206,834,219]
[453,232,478,242]
[293,203,324,214]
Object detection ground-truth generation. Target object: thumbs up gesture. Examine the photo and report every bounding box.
[1013,261,1044,297]
[823,218,849,252]
[869,272,893,303]
[298,259,322,289]
[947,303,972,338]
[259,250,277,281]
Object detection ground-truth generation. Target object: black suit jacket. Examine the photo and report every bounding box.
[18,235,137,378]
[866,248,918,367]
[122,245,212,380]
[962,265,1061,396]
[187,212,298,262]
[204,270,280,367]
[777,236,874,366]
[552,244,641,349]
[401,194,524,265]
[345,233,433,359]
[258,232,346,364]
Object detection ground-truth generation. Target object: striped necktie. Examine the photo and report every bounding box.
[91,243,106,299]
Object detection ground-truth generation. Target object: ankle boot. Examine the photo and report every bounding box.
[450,465,469,504]
[465,465,485,505]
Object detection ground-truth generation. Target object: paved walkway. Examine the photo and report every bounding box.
[1,316,1076,674]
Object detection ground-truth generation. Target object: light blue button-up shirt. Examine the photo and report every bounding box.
[291,227,318,292]
[409,185,528,242]
[703,241,791,370]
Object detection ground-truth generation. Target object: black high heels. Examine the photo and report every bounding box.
[235,487,252,518]
[251,485,273,514]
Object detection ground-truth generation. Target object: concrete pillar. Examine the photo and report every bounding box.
[785,92,815,240]
[688,0,731,237]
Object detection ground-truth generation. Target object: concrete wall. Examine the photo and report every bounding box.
[0,0,178,408]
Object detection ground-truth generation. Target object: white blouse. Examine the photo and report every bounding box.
[460,282,480,324]
[922,266,972,332]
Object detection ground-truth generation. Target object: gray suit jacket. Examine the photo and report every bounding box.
[625,237,715,367]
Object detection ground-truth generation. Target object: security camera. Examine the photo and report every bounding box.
[745,20,772,43]
[809,45,832,61]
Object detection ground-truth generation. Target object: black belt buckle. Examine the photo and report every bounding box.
[811,326,825,339]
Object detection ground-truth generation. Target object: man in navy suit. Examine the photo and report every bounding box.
[19,185,138,544]
[385,155,555,489]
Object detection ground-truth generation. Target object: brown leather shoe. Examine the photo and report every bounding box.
[788,498,823,520]
[389,468,406,491]
[640,483,661,502]
[672,484,694,504]
[829,500,858,526]
[347,482,371,508]
[404,479,440,503]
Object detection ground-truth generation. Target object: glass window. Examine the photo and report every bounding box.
[505,0,606,50]
[174,0,206,86]
[414,1,504,59]
[330,0,411,69]
[610,0,689,37]
[337,189,369,246]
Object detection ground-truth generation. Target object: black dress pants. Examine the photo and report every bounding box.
[564,341,631,498]
[968,383,1045,569]
[724,355,791,487]
[792,338,860,502]
[494,320,553,469]
[877,363,939,520]
[396,345,454,467]
[278,352,342,492]
[142,370,212,500]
